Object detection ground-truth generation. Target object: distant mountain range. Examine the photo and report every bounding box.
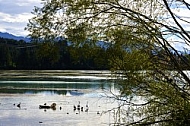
[0,32,30,42]
[0,32,109,48]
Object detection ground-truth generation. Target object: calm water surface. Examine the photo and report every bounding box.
[0,70,121,126]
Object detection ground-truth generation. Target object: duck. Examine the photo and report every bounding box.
[85,108,88,112]
[50,103,56,110]
[86,101,88,108]
[51,103,56,107]
[77,101,80,110]
[17,103,21,108]
[97,111,100,114]
[85,101,89,112]
[77,101,80,108]
[81,107,83,111]
[73,105,76,111]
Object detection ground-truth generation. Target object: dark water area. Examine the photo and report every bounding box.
[0,70,120,126]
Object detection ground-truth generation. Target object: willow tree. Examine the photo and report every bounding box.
[26,0,190,125]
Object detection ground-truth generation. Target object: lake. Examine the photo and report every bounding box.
[0,70,121,126]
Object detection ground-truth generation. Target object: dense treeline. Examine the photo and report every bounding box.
[0,37,110,70]
[0,37,190,70]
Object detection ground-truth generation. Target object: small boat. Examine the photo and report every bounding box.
[39,105,51,109]
[39,103,56,110]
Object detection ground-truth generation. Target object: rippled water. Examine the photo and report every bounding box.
[0,70,121,126]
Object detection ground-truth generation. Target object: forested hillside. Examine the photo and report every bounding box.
[0,37,189,70]
[0,37,109,70]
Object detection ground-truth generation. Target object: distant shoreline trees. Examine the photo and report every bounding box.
[0,37,189,70]
[0,37,110,70]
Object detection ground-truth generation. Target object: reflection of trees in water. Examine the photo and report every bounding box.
[0,79,118,96]
[0,88,67,95]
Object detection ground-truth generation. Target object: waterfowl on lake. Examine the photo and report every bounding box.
[85,101,89,112]
[51,103,56,107]
[85,108,89,112]
[73,105,76,111]
[77,101,80,109]
[86,101,88,108]
[77,101,80,110]
[81,107,83,111]
[17,103,21,108]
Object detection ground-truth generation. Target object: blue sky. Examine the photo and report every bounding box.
[0,0,190,51]
[0,0,41,36]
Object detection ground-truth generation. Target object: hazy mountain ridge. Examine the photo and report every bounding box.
[0,32,30,42]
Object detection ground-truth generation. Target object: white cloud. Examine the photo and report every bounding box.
[0,12,33,23]
[0,0,41,36]
[0,0,190,48]
[16,0,42,6]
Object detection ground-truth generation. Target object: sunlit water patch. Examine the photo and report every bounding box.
[0,70,121,126]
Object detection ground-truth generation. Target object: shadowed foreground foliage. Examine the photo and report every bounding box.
[26,0,190,125]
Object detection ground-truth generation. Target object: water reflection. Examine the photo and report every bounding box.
[0,80,115,95]
[0,70,120,126]
[0,70,118,93]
